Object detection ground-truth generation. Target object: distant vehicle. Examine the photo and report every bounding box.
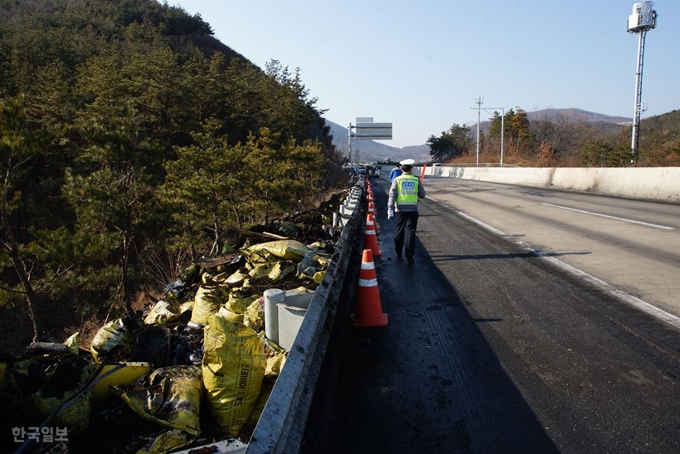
[433,163,442,167]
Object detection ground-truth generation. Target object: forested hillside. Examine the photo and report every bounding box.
[428,108,680,167]
[0,0,346,346]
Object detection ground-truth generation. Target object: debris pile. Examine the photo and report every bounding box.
[0,189,352,454]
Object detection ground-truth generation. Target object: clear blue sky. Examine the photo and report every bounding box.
[175,0,679,148]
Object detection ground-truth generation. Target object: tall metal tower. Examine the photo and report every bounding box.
[627,2,657,160]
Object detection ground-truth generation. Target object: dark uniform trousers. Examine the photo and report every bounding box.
[394,211,419,260]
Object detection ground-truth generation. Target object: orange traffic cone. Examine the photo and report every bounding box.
[367,212,380,234]
[367,201,376,216]
[364,213,381,256]
[352,249,388,327]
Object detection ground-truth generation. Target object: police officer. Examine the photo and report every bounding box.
[389,163,403,182]
[387,159,426,263]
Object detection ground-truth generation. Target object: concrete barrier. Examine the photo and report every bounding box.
[422,166,680,202]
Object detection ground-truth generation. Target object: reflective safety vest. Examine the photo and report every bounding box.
[395,174,419,207]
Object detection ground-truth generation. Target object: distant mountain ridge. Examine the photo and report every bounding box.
[527,108,631,125]
[325,108,634,163]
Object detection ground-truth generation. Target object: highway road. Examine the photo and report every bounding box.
[422,177,680,322]
[319,176,680,454]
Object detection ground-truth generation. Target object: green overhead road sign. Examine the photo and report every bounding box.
[354,122,392,140]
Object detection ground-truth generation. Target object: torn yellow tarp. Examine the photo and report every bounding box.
[113,365,202,436]
[91,362,153,402]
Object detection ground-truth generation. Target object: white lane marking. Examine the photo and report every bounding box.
[541,203,674,230]
[456,211,680,330]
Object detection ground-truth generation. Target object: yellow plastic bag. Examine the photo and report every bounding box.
[225,289,261,315]
[241,331,288,439]
[144,300,181,325]
[242,376,277,440]
[202,314,266,436]
[191,283,227,325]
[296,251,329,284]
[258,332,288,377]
[90,317,141,361]
[248,262,277,279]
[223,269,250,286]
[63,332,79,355]
[242,240,310,263]
[244,297,265,333]
[113,365,202,436]
[268,260,297,282]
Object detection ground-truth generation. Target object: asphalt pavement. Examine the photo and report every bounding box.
[312,175,680,454]
[321,177,556,454]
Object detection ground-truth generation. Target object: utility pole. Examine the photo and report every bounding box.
[472,97,505,167]
[471,96,482,167]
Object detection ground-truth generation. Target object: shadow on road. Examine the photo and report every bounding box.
[304,177,559,454]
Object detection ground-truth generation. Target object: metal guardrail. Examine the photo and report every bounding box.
[245,180,364,454]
